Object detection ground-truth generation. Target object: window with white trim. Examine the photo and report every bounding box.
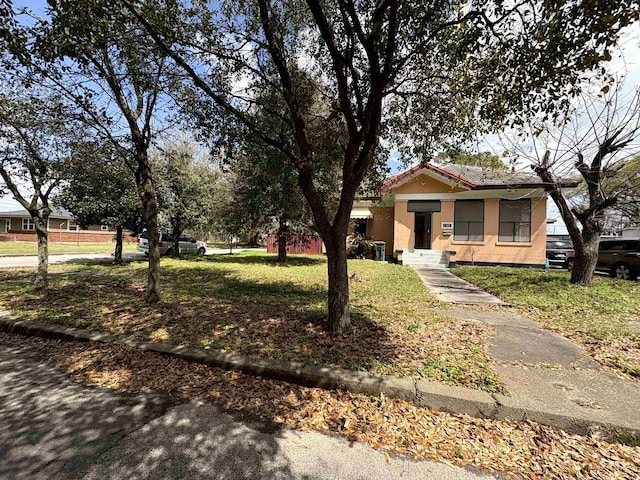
[22,218,35,231]
[499,199,531,242]
[101,225,109,231]
[4,219,10,233]
[454,200,484,241]
[68,221,79,232]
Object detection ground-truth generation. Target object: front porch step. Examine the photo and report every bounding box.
[402,249,449,267]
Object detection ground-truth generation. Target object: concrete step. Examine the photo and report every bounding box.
[402,250,449,267]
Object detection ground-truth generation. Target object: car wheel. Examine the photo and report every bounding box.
[612,262,632,280]
[197,247,206,256]
[566,258,574,272]
[144,252,149,257]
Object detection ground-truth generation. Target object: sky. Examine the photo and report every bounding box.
[2,4,640,233]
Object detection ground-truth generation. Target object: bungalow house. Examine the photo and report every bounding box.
[352,163,578,267]
[0,207,119,243]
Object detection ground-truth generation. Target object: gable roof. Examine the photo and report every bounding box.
[0,207,74,218]
[383,163,579,192]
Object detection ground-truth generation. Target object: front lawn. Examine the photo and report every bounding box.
[453,266,640,377]
[0,241,138,255]
[0,251,503,392]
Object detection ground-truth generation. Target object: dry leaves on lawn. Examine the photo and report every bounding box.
[2,332,638,480]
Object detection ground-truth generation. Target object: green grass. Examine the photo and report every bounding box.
[0,251,504,392]
[453,266,640,377]
[0,242,138,255]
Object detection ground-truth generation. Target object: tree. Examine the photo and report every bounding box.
[42,0,174,302]
[127,0,640,334]
[226,148,315,262]
[512,87,640,285]
[153,138,224,256]
[0,91,85,289]
[222,75,339,262]
[56,142,144,264]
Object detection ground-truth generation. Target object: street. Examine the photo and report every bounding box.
[0,249,249,269]
[0,334,500,480]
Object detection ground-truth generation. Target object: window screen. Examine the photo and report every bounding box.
[499,199,531,242]
[454,200,484,241]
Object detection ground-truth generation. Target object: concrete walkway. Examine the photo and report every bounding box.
[411,267,508,305]
[416,267,640,442]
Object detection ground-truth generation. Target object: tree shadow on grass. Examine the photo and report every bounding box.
[201,253,327,267]
[1,266,401,380]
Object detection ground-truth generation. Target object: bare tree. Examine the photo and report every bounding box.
[511,86,640,285]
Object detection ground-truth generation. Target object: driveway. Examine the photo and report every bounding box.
[0,334,498,480]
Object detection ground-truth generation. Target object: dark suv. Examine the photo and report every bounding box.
[546,239,573,266]
[566,239,640,280]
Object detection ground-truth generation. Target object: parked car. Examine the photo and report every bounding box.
[546,239,573,266]
[565,238,640,280]
[137,231,207,256]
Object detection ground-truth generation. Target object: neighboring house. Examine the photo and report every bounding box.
[621,226,640,239]
[351,163,578,267]
[0,207,119,243]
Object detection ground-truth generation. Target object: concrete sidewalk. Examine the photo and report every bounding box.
[416,267,640,443]
[0,338,498,480]
[411,266,508,305]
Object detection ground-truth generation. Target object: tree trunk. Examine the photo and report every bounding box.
[570,228,600,286]
[137,152,161,303]
[172,226,181,258]
[34,217,48,291]
[325,232,350,335]
[114,225,124,264]
[277,216,288,263]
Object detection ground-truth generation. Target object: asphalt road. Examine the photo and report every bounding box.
[0,336,500,480]
[0,249,249,269]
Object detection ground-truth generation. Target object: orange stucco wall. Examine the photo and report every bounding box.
[367,207,394,255]
[387,174,548,266]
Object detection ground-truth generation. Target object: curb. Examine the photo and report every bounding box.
[0,313,638,444]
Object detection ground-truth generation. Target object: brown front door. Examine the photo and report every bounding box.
[415,212,431,249]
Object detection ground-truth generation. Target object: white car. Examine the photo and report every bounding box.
[137,231,207,256]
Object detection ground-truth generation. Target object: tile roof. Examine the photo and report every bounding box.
[383,163,579,191]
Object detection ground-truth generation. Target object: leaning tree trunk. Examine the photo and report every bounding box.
[33,216,49,291]
[114,225,124,264]
[137,151,161,303]
[324,231,350,335]
[277,215,288,263]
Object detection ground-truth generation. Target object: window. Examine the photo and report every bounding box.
[68,222,78,232]
[4,219,10,233]
[22,218,35,231]
[454,200,484,241]
[353,219,367,236]
[101,225,109,231]
[499,199,531,242]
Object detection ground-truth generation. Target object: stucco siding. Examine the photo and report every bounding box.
[389,195,547,266]
[367,207,394,255]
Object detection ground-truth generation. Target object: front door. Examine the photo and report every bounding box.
[414,212,432,249]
